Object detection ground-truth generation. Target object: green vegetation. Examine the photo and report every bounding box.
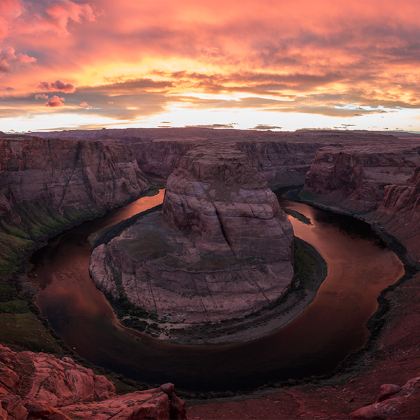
[285,208,312,225]
[0,299,30,313]
[0,200,96,280]
[292,238,326,291]
[0,276,62,352]
[0,313,61,353]
[298,189,316,201]
[0,200,99,353]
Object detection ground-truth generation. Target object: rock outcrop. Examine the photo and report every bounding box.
[90,144,294,333]
[304,145,420,262]
[351,377,420,419]
[0,344,186,419]
[0,133,150,278]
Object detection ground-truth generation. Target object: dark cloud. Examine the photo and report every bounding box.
[185,123,237,129]
[253,124,282,130]
[39,80,76,93]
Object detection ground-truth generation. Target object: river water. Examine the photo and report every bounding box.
[31,190,404,392]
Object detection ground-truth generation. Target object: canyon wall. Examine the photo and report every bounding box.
[1,129,418,419]
[304,145,420,262]
[38,128,408,188]
[129,138,321,188]
[0,134,150,278]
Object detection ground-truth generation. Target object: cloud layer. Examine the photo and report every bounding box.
[0,0,419,131]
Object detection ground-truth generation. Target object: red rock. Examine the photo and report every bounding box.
[0,345,186,420]
[90,144,294,335]
[304,145,420,262]
[351,377,420,419]
[377,384,402,402]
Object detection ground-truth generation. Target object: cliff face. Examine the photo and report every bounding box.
[163,145,294,261]
[37,127,410,189]
[304,145,420,261]
[0,344,186,420]
[237,141,321,188]
[90,144,294,332]
[375,168,420,261]
[0,134,150,278]
[130,138,321,188]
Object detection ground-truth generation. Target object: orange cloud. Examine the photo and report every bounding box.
[46,95,65,107]
[0,47,36,73]
[0,0,419,130]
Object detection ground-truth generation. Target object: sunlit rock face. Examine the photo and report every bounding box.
[90,144,294,327]
[0,344,186,420]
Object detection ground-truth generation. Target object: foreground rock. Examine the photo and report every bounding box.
[351,377,420,419]
[304,144,420,262]
[90,144,294,336]
[0,344,186,419]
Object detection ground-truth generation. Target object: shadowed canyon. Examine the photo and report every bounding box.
[0,128,419,419]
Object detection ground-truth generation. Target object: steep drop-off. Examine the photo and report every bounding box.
[304,144,420,262]
[0,134,150,278]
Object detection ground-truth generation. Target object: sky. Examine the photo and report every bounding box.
[0,0,419,132]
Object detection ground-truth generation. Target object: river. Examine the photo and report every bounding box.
[31,190,404,392]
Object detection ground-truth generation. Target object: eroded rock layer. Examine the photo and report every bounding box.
[304,145,420,262]
[90,145,294,327]
[0,134,149,278]
[38,128,411,187]
[0,344,186,420]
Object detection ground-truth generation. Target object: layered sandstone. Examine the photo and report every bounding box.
[0,344,186,419]
[38,127,410,188]
[304,145,420,262]
[90,144,294,331]
[0,133,150,278]
[375,168,420,261]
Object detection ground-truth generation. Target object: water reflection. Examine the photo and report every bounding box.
[32,192,404,392]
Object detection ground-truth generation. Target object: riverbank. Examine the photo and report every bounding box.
[108,237,327,345]
[0,189,161,389]
[189,192,420,418]
[1,186,414,407]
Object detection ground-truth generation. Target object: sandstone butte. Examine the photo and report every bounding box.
[90,144,294,332]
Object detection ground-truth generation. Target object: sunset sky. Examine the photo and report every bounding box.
[0,0,419,132]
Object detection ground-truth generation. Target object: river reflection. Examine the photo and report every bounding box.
[32,191,404,392]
